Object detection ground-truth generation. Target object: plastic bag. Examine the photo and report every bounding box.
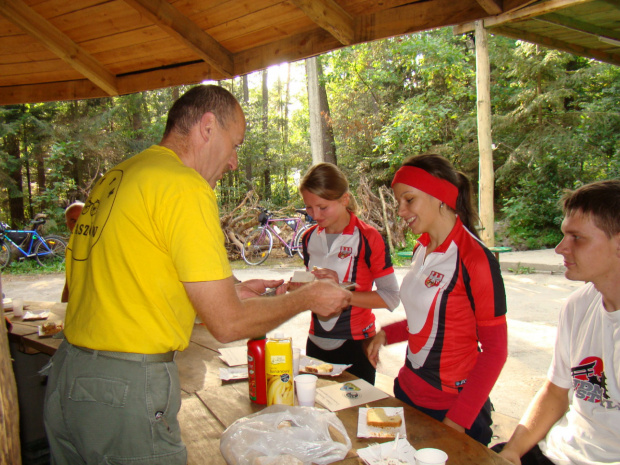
[219,405,351,465]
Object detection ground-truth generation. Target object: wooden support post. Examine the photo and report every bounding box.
[0,277,22,464]
[475,20,495,247]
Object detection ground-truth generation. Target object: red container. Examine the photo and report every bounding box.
[247,336,267,404]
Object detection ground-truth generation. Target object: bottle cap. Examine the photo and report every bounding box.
[273,332,284,339]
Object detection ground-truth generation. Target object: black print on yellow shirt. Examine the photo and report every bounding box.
[71,169,122,261]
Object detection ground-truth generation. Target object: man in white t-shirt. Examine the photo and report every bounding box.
[497,180,620,465]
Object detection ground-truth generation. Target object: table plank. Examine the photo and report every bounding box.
[179,392,227,465]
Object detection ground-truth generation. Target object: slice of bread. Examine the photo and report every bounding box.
[305,363,333,374]
[366,408,402,428]
[292,271,315,283]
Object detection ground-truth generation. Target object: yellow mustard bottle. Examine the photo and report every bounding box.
[265,332,294,406]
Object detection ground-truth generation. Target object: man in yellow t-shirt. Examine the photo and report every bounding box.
[44,85,352,465]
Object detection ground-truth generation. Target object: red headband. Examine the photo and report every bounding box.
[391,166,458,209]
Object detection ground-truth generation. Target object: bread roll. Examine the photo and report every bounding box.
[366,408,402,428]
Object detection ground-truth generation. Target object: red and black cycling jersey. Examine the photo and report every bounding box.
[301,213,394,340]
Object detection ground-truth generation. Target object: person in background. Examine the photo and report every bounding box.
[366,154,508,445]
[496,180,620,465]
[60,202,84,303]
[44,85,351,465]
[291,162,400,385]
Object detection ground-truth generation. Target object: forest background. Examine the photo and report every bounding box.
[1,26,619,268]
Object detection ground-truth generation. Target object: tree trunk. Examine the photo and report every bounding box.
[306,56,337,165]
[475,21,495,247]
[242,74,252,183]
[261,69,271,199]
[0,277,22,465]
[6,133,25,227]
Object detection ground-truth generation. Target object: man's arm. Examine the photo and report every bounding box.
[499,380,570,465]
[184,276,351,343]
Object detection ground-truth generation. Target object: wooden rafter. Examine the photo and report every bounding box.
[535,12,620,42]
[475,0,504,15]
[122,0,233,78]
[290,0,355,45]
[492,24,620,65]
[0,0,118,96]
[454,0,595,33]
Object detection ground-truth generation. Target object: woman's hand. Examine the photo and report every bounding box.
[365,330,387,368]
[442,417,465,433]
[311,267,339,283]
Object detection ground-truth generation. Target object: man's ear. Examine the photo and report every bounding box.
[199,112,216,141]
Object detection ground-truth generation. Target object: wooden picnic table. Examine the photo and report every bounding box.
[8,301,510,465]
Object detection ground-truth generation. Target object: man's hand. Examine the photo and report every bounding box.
[300,280,351,318]
[365,330,386,368]
[498,449,521,465]
[235,279,285,299]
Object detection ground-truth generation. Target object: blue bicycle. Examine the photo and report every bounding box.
[0,217,67,269]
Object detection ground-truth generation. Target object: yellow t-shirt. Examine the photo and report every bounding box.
[64,145,232,353]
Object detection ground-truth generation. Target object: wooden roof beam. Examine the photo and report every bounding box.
[536,12,620,42]
[492,24,620,65]
[123,0,234,77]
[0,0,118,96]
[454,0,595,34]
[290,0,355,45]
[475,0,504,15]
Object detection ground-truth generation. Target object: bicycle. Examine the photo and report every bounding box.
[0,217,67,269]
[242,207,315,265]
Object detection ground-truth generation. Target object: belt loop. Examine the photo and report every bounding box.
[91,349,99,359]
[173,351,178,361]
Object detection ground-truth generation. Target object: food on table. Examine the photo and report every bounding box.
[366,408,403,428]
[40,321,63,336]
[291,270,315,283]
[305,363,333,374]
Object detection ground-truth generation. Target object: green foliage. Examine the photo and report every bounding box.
[2,29,619,252]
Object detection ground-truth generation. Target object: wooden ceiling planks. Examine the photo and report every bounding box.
[0,0,617,105]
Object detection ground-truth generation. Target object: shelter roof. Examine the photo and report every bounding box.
[0,0,617,105]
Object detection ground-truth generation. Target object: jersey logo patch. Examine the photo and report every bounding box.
[338,246,353,259]
[425,271,444,288]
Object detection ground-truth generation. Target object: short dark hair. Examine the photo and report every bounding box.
[561,179,620,238]
[162,85,240,138]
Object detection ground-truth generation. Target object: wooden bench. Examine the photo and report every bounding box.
[489,246,512,262]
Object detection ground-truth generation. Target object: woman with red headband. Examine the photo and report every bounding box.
[366,154,508,445]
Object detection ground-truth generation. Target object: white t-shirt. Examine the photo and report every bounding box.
[540,282,620,465]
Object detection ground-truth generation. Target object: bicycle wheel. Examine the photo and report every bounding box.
[35,235,67,267]
[242,227,273,265]
[293,224,312,260]
[0,240,11,269]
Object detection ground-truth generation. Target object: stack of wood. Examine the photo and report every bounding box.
[220,191,303,260]
[220,179,407,262]
[355,176,407,253]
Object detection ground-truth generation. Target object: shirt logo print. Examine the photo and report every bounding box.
[338,246,353,259]
[425,271,444,288]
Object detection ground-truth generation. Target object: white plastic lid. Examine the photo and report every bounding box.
[273,332,284,339]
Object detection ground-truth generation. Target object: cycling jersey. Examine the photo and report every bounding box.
[301,212,394,340]
[384,216,507,427]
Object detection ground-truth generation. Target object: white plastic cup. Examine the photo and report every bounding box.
[292,348,301,376]
[12,298,24,317]
[295,374,318,406]
[414,448,448,465]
